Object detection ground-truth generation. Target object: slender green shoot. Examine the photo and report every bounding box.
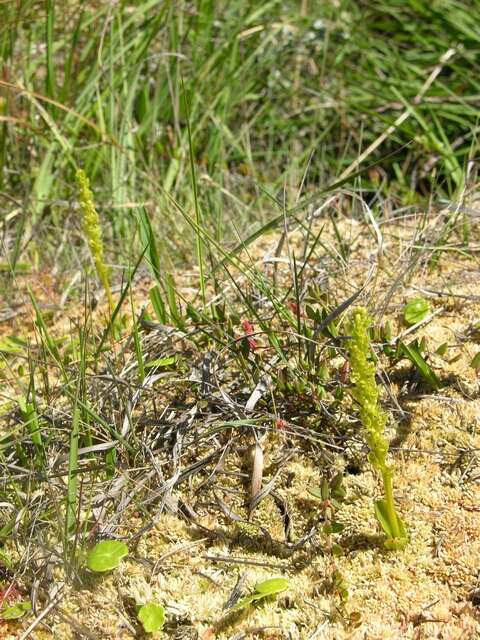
[65,404,80,551]
[130,287,145,383]
[45,0,57,101]
[182,75,205,306]
[64,325,88,574]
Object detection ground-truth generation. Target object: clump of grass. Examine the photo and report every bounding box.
[347,307,407,550]
[75,169,113,312]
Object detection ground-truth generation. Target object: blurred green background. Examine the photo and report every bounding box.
[1,0,479,270]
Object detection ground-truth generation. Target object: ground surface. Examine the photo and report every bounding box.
[1,212,480,639]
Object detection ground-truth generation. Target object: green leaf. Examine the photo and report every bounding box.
[0,336,27,354]
[374,500,408,550]
[435,342,448,357]
[144,356,177,369]
[339,588,349,601]
[305,305,321,322]
[165,273,185,330]
[330,522,344,534]
[231,578,289,611]
[403,297,430,325]
[0,547,13,569]
[330,473,343,491]
[398,340,440,390]
[332,487,346,500]
[0,262,32,273]
[138,208,162,284]
[186,302,201,323]
[374,499,395,538]
[86,540,128,572]
[470,352,480,371]
[307,486,323,499]
[254,578,289,595]
[149,285,167,324]
[331,482,346,500]
[1,601,31,620]
[137,602,165,633]
[322,520,344,535]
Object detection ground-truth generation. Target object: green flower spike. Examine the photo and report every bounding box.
[76,168,113,312]
[347,307,408,550]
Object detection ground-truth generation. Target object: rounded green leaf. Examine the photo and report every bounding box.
[1,601,32,620]
[137,602,165,633]
[86,540,128,572]
[403,298,430,326]
[254,578,289,596]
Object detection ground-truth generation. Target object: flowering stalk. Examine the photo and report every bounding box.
[347,307,407,549]
[76,169,113,312]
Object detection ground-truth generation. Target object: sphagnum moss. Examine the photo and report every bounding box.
[347,307,408,550]
[76,169,113,312]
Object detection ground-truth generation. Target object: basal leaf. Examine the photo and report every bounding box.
[1,601,31,620]
[398,340,440,390]
[403,297,430,325]
[374,499,395,538]
[86,540,128,572]
[375,500,408,550]
[231,578,289,611]
[144,356,177,369]
[254,578,289,596]
[137,602,165,633]
[0,336,27,354]
[436,342,448,357]
[330,522,344,534]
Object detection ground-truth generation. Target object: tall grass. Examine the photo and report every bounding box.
[0,0,478,276]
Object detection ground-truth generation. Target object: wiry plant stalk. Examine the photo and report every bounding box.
[76,169,113,312]
[347,307,407,549]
